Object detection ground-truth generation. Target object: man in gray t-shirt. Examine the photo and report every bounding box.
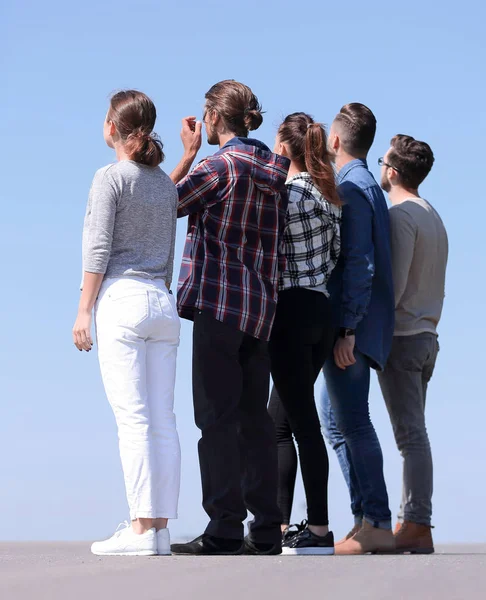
[378,135,448,555]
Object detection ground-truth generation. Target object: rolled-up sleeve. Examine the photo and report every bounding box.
[177,159,219,217]
[83,169,118,274]
[339,182,375,329]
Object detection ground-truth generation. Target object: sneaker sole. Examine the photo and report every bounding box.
[282,547,335,556]
[395,548,434,555]
[91,550,157,556]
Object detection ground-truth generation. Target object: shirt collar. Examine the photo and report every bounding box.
[337,158,368,183]
[217,137,271,154]
[286,171,312,184]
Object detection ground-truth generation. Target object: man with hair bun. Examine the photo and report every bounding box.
[169,80,289,556]
[378,134,448,554]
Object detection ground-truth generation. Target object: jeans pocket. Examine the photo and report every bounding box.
[109,291,149,329]
[157,289,179,322]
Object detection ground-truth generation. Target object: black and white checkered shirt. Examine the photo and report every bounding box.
[279,172,341,294]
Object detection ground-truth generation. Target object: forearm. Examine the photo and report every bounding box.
[78,272,105,313]
[170,152,198,184]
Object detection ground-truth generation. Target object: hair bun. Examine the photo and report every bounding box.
[244,108,263,132]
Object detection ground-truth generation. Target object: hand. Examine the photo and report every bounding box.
[73,309,93,352]
[334,335,356,370]
[181,116,202,157]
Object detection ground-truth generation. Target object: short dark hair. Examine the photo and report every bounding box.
[205,80,263,137]
[334,103,376,157]
[388,134,435,189]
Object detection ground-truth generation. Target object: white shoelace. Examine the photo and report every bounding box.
[113,520,131,538]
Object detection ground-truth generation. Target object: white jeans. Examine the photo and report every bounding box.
[95,277,181,520]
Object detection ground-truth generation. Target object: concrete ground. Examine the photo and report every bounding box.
[0,543,485,600]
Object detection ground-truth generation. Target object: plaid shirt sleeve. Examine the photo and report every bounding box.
[177,158,220,217]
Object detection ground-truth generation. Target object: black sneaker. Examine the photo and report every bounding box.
[171,534,244,555]
[282,526,334,555]
[282,520,308,545]
[244,536,282,556]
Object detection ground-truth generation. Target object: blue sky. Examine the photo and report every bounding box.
[2,0,485,543]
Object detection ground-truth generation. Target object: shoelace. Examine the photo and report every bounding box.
[113,520,131,538]
[284,519,308,541]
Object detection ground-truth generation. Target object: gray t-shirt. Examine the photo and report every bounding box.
[389,197,448,336]
[82,160,178,284]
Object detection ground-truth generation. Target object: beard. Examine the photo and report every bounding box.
[381,173,392,193]
[206,125,219,146]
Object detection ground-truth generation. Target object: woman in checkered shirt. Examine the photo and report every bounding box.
[268,113,342,555]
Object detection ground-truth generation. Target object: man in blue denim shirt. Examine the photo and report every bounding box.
[316,104,395,555]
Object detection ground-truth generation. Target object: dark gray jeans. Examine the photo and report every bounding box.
[377,333,439,526]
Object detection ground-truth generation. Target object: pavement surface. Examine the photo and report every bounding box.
[0,543,485,600]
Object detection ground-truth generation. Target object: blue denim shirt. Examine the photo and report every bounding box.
[327,159,394,370]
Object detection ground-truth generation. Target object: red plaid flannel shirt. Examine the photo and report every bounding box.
[176,137,289,341]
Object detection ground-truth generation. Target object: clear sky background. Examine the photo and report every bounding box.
[2,0,485,543]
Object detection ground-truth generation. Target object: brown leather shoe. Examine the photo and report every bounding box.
[336,523,362,545]
[394,521,434,554]
[335,520,396,555]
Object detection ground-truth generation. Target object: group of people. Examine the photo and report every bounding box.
[73,79,448,557]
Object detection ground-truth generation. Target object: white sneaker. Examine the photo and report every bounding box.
[157,528,171,555]
[91,521,157,556]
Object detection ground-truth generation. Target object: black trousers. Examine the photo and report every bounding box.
[268,288,334,526]
[192,310,282,544]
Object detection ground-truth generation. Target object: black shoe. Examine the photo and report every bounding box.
[282,526,334,555]
[244,536,282,556]
[282,520,308,545]
[171,534,244,556]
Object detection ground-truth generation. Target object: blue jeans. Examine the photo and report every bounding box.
[317,349,392,528]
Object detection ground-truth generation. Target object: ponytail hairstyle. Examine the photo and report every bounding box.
[107,90,164,167]
[278,112,341,206]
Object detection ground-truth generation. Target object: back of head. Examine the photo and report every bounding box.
[278,112,340,206]
[205,80,263,137]
[388,134,434,189]
[108,90,164,167]
[334,103,376,158]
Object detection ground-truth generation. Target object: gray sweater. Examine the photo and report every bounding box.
[389,198,448,336]
[82,161,178,284]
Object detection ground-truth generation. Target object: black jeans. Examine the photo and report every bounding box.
[192,310,282,544]
[268,288,334,526]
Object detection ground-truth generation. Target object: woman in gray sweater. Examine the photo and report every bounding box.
[73,91,181,556]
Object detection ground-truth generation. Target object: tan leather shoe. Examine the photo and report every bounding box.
[335,520,396,555]
[394,521,434,554]
[336,523,362,545]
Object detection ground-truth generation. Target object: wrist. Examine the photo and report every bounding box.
[182,150,197,163]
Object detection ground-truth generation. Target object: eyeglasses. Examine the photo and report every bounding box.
[378,157,402,174]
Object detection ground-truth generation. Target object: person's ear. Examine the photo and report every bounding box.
[389,167,400,185]
[279,142,290,158]
[109,121,116,137]
[210,110,220,128]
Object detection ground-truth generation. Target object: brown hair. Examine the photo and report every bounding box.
[205,80,263,137]
[278,113,341,206]
[387,134,434,189]
[107,90,164,167]
[334,103,376,157]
